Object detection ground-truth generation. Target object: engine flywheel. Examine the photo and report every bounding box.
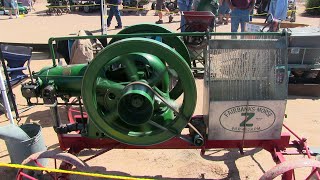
[82,38,196,145]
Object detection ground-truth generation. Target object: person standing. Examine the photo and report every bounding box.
[107,0,122,29]
[268,0,288,21]
[217,0,231,25]
[155,0,173,24]
[228,0,255,32]
[178,0,193,31]
[3,0,19,19]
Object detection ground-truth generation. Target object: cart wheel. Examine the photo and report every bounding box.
[131,0,137,7]
[260,158,320,180]
[166,2,176,12]
[16,150,90,180]
[51,8,57,15]
[83,3,90,13]
[56,9,63,16]
[151,2,156,10]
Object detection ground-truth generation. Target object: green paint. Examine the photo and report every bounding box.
[240,113,255,127]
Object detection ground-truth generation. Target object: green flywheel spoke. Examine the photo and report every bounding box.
[147,68,168,87]
[96,77,125,93]
[154,87,180,114]
[101,110,118,123]
[154,87,168,99]
[121,59,140,81]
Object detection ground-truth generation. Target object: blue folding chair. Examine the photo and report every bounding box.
[0,44,33,119]
[0,44,33,86]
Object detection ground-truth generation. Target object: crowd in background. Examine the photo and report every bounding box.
[1,0,289,33]
[154,0,288,32]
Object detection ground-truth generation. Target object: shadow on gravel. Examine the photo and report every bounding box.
[201,148,264,180]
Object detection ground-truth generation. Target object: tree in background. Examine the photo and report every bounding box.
[306,0,320,15]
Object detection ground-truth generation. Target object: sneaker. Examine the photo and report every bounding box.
[155,19,163,24]
[107,24,110,28]
[115,25,122,29]
[168,15,173,23]
[16,14,18,18]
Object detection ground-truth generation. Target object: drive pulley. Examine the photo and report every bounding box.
[81,38,197,146]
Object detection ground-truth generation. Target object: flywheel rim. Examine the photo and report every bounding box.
[82,37,197,146]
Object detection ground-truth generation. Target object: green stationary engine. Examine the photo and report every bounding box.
[21,25,197,146]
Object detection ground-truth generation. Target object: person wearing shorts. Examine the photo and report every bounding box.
[217,0,231,25]
[3,0,19,19]
[155,0,173,24]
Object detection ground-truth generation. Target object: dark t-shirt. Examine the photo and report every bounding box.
[230,0,253,9]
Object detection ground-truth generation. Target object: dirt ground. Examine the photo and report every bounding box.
[0,0,320,179]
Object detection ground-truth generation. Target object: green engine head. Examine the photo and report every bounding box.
[34,64,86,97]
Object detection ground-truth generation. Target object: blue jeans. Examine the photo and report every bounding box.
[231,8,250,32]
[178,0,193,32]
[107,6,122,26]
[218,0,231,15]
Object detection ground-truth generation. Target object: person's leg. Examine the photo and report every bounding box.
[218,1,227,24]
[4,0,13,18]
[231,9,240,32]
[159,11,163,20]
[164,6,173,22]
[156,11,163,23]
[217,13,223,24]
[107,6,115,26]
[240,9,250,32]
[224,1,231,25]
[166,8,173,23]
[192,0,199,10]
[178,1,188,31]
[11,0,18,18]
[187,0,193,11]
[155,0,164,23]
[224,13,230,24]
[9,9,13,18]
[114,6,122,28]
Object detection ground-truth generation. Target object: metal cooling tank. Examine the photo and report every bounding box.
[204,34,288,140]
